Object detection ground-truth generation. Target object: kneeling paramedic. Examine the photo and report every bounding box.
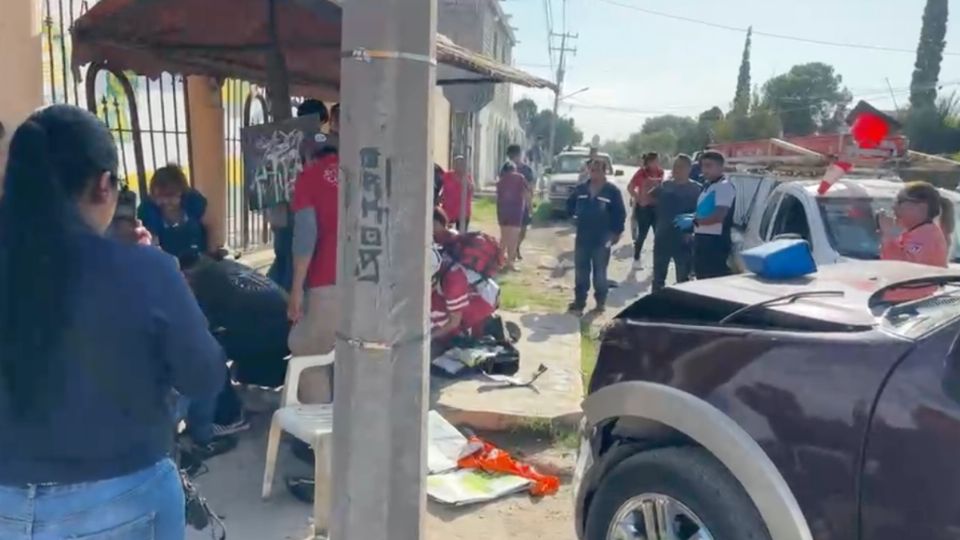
[566,159,626,314]
[430,247,498,353]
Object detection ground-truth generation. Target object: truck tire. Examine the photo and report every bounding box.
[585,446,771,540]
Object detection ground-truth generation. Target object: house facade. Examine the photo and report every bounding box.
[439,0,526,186]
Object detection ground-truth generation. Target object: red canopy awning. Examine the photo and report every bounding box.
[71,0,555,100]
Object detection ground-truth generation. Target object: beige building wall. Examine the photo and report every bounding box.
[186,77,228,251]
[432,88,451,169]
[0,0,44,176]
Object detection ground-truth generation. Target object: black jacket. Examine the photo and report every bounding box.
[566,181,627,246]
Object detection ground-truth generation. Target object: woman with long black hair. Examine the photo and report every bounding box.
[0,105,225,538]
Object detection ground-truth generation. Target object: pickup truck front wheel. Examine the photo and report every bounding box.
[584,446,771,540]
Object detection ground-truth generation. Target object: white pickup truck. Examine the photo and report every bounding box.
[729,174,960,271]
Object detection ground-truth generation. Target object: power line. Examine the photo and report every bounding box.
[563,80,960,118]
[542,0,555,71]
[595,0,960,57]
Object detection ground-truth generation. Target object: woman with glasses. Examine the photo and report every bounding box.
[879,181,953,268]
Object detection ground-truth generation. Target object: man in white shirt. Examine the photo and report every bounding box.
[692,151,735,279]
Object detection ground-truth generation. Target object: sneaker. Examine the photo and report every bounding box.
[567,303,585,316]
[286,476,315,504]
[211,416,251,438]
[194,435,238,461]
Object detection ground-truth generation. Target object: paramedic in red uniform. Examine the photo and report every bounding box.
[430,248,496,348]
[287,144,339,403]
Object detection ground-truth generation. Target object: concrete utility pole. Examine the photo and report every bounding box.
[547,32,577,159]
[332,0,436,538]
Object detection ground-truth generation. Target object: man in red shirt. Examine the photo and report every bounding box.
[627,152,664,269]
[288,145,339,360]
[440,156,474,231]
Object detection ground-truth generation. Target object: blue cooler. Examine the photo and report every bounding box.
[741,239,817,279]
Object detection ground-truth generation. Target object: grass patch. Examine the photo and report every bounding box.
[470,197,556,228]
[498,272,568,312]
[471,197,497,225]
[530,200,556,225]
[580,322,599,389]
[514,418,581,450]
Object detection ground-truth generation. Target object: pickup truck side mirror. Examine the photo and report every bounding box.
[545,167,553,174]
[614,169,625,177]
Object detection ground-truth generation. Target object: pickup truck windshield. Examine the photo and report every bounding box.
[554,155,612,174]
[882,290,960,338]
[818,197,960,263]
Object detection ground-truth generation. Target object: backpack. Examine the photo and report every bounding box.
[449,232,505,278]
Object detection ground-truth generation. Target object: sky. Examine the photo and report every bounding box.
[503,0,960,142]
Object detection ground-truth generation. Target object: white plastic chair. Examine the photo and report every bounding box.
[261,353,334,537]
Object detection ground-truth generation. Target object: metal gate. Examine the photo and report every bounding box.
[43,0,192,194]
[223,80,271,250]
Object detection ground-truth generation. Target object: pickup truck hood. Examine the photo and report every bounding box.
[664,260,960,328]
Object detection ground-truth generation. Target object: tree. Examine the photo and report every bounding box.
[733,27,753,115]
[762,62,852,136]
[600,140,629,163]
[513,98,539,134]
[512,99,584,153]
[698,107,724,125]
[528,110,583,153]
[641,115,697,136]
[910,0,949,111]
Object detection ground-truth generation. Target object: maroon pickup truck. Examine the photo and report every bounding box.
[574,261,960,540]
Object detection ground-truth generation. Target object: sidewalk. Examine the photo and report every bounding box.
[186,309,582,540]
[433,310,583,431]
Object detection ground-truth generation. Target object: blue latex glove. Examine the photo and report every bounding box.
[674,213,695,232]
[696,191,716,218]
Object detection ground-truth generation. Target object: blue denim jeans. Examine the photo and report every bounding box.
[0,459,184,539]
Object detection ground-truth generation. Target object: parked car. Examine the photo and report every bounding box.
[545,150,623,215]
[574,260,960,540]
[731,175,960,271]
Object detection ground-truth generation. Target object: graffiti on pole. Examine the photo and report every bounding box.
[357,147,389,283]
[242,116,328,210]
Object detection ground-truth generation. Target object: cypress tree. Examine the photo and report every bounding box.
[733,27,753,115]
[910,0,948,111]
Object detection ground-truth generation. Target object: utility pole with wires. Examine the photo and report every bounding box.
[548,31,577,158]
[331,0,436,538]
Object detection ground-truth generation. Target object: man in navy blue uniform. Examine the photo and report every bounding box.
[566,159,626,315]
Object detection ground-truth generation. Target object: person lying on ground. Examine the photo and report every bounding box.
[0,105,225,539]
[138,164,225,265]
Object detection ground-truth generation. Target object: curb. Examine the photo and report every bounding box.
[436,406,583,434]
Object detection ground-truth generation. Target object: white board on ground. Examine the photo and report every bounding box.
[427,469,532,506]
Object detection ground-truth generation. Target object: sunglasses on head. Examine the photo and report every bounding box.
[895,196,924,206]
